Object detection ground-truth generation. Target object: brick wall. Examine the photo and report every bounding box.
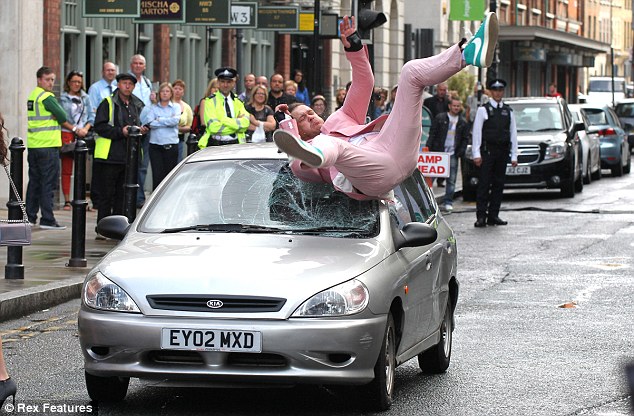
[275,34,291,79]
[43,0,61,89]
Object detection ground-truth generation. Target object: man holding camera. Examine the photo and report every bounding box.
[93,73,148,227]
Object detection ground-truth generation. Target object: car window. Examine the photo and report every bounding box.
[582,108,608,125]
[138,160,380,238]
[615,103,634,117]
[510,103,563,131]
[389,171,436,229]
[607,108,622,127]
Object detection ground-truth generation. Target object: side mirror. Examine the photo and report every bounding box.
[394,222,438,251]
[573,121,586,132]
[97,215,131,241]
[625,123,633,131]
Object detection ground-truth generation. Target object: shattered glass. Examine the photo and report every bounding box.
[139,160,380,238]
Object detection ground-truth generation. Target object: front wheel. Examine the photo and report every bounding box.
[624,152,631,174]
[363,314,396,411]
[583,153,592,185]
[85,371,129,402]
[418,297,453,374]
[611,158,624,177]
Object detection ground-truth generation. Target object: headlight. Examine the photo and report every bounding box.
[292,279,369,317]
[83,271,141,313]
[544,143,566,161]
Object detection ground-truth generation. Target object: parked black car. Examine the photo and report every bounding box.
[462,97,584,200]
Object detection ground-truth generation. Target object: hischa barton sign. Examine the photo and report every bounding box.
[134,0,185,23]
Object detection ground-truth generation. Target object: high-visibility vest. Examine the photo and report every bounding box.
[26,87,61,148]
[198,92,249,148]
[94,96,115,160]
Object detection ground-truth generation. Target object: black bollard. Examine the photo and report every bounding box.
[5,137,26,279]
[122,126,141,222]
[68,140,88,267]
[187,132,200,156]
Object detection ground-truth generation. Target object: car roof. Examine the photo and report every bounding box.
[574,102,613,110]
[185,143,285,163]
[505,97,562,105]
[615,98,634,105]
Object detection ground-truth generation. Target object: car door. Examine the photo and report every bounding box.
[390,171,444,352]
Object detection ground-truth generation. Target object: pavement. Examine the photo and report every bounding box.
[0,175,461,323]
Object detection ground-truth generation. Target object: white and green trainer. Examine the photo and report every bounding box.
[273,130,325,168]
[463,12,498,68]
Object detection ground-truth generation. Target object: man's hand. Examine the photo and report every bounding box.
[474,157,482,167]
[339,15,356,49]
[140,126,149,135]
[511,160,518,167]
[275,104,290,116]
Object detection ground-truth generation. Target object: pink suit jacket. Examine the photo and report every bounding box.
[290,46,388,199]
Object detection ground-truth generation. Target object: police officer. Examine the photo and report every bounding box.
[93,73,147,227]
[471,78,518,227]
[198,67,250,147]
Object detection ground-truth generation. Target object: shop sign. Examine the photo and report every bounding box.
[83,0,139,18]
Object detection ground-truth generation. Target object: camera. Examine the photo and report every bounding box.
[127,125,141,136]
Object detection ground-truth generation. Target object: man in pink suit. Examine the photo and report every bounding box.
[274,13,499,200]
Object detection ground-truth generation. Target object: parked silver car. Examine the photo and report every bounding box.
[78,144,459,411]
[568,104,602,183]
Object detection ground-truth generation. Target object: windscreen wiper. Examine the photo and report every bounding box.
[290,226,370,236]
[161,224,286,234]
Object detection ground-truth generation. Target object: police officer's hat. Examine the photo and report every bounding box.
[115,73,137,84]
[214,67,238,80]
[487,79,507,90]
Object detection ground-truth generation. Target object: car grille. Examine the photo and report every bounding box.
[146,295,286,312]
[147,351,288,368]
[517,144,541,164]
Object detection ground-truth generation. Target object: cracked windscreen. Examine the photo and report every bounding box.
[138,159,380,238]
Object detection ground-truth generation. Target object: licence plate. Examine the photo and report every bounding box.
[161,328,262,352]
[506,166,531,175]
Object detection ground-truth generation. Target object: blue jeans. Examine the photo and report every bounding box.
[26,147,60,226]
[137,134,150,206]
[443,154,459,206]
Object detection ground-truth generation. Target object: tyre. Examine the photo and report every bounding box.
[591,165,602,181]
[624,152,631,174]
[560,174,575,198]
[611,158,623,177]
[418,297,453,374]
[574,168,583,193]
[583,153,592,185]
[85,371,129,402]
[363,314,396,411]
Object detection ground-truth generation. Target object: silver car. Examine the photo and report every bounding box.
[568,104,602,183]
[78,143,459,411]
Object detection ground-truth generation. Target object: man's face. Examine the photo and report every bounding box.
[549,85,556,94]
[130,58,145,76]
[244,74,256,91]
[436,85,448,98]
[490,88,504,101]
[449,100,462,115]
[38,73,55,92]
[291,105,324,140]
[256,76,268,88]
[103,63,116,82]
[117,79,135,97]
[270,75,284,93]
[218,78,236,96]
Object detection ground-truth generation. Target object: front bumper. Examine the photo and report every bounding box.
[78,306,386,387]
[462,157,573,190]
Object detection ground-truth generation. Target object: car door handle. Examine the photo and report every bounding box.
[446,242,453,254]
[425,258,432,271]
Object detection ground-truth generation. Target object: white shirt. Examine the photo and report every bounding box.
[471,99,518,162]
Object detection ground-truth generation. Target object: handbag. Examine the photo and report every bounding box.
[60,131,76,153]
[0,165,32,246]
[251,122,266,143]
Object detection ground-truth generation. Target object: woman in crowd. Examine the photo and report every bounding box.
[59,70,94,210]
[141,82,180,189]
[0,113,17,408]
[245,85,276,142]
[335,87,347,110]
[292,69,311,105]
[310,95,329,121]
[172,79,193,161]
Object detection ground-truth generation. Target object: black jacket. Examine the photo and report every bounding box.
[426,112,469,158]
[94,91,145,164]
[423,95,450,118]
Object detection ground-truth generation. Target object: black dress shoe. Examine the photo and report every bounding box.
[474,218,487,227]
[487,217,508,226]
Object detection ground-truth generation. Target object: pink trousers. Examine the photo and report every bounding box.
[313,44,464,197]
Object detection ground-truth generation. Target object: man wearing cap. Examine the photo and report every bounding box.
[198,67,250,147]
[471,78,518,227]
[93,72,148,227]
